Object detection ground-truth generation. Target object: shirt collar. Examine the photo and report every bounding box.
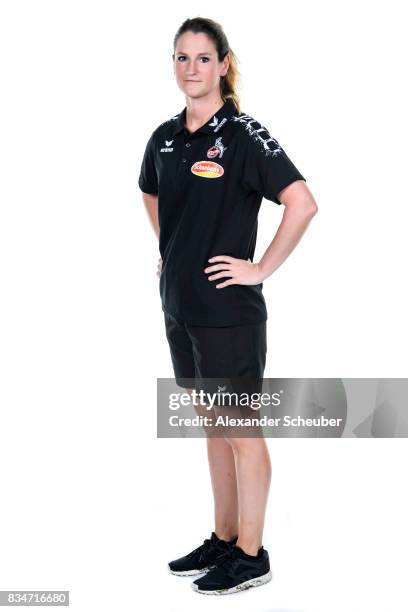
[168,98,237,137]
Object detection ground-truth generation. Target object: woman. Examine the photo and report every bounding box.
[138,17,318,595]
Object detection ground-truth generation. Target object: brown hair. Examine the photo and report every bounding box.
[173,17,241,114]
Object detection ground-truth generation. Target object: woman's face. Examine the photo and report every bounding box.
[173,31,229,100]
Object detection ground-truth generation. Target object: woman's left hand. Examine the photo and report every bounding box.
[204,255,265,289]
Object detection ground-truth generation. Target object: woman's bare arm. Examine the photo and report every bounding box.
[141,192,160,239]
[141,192,162,277]
[257,179,318,279]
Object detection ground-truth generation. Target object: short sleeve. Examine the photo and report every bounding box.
[241,125,306,205]
[138,131,159,195]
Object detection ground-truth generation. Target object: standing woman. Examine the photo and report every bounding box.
[139,17,317,595]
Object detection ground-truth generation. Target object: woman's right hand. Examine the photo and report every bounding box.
[157,257,162,278]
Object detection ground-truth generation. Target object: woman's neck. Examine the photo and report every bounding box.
[184,96,225,133]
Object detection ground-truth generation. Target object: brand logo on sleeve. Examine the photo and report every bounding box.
[207,136,227,159]
[191,161,224,178]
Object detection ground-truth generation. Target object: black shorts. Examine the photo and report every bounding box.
[163,311,267,395]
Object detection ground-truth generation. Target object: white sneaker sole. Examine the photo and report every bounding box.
[168,565,213,577]
[191,569,272,595]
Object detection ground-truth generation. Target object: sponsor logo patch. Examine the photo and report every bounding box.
[191,161,224,178]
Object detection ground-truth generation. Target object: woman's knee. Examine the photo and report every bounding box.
[224,436,264,452]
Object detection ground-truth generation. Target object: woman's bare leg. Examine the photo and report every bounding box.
[187,390,271,552]
[206,437,239,540]
[187,388,239,541]
[227,436,271,555]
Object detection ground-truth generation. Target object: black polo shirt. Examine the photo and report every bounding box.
[138,98,306,327]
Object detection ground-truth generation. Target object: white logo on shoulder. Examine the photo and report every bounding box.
[231,114,282,157]
[209,115,227,133]
[160,139,174,153]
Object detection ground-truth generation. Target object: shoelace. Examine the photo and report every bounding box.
[197,538,214,563]
[186,538,212,560]
[194,537,233,565]
[209,546,242,576]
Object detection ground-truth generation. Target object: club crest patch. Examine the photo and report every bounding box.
[191,161,224,178]
[207,136,227,159]
[207,145,220,158]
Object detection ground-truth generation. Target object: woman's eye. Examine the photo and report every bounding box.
[176,56,209,62]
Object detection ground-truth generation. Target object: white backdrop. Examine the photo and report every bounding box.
[0,1,407,611]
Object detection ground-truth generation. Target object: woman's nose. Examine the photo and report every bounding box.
[185,61,199,73]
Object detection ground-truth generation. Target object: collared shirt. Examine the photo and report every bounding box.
[138,98,306,326]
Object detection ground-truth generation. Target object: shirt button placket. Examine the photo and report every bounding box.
[178,135,194,180]
[183,140,191,163]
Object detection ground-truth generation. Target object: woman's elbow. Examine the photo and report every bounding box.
[306,198,318,216]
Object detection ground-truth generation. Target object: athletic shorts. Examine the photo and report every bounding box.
[163,310,267,396]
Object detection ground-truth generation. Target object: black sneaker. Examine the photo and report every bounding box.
[168,532,238,576]
[191,543,272,595]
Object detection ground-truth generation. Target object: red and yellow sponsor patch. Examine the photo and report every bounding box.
[191,160,224,178]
